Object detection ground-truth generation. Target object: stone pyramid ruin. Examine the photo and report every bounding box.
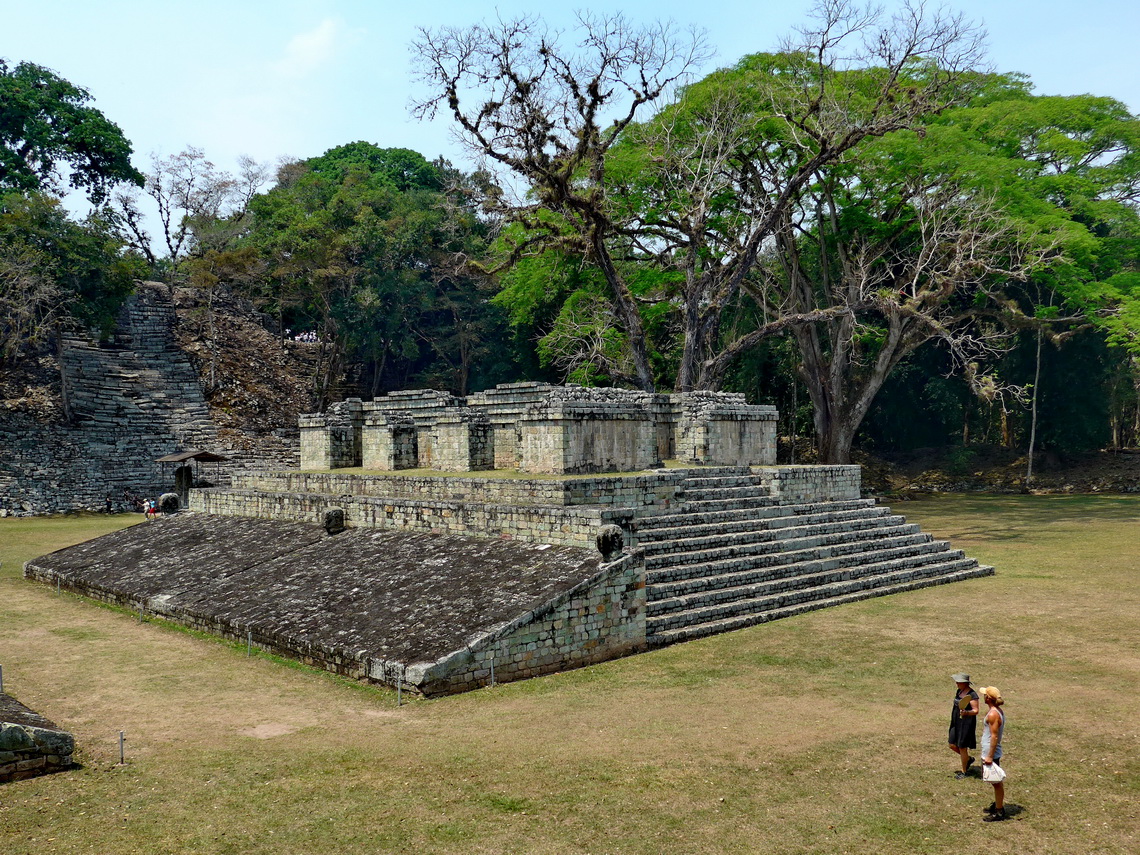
[26,383,993,696]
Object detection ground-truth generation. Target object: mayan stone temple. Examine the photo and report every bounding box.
[27,382,992,696]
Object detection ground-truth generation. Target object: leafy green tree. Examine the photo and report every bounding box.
[0,190,138,369]
[0,59,142,202]
[245,144,502,402]
[413,4,985,392]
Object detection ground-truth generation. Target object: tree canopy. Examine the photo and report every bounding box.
[419,6,1140,462]
[244,143,511,402]
[0,59,142,202]
[413,3,987,397]
[0,190,138,367]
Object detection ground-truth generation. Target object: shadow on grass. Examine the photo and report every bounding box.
[891,494,1140,543]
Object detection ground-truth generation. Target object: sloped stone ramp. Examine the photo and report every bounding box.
[25,472,994,695]
[24,514,640,696]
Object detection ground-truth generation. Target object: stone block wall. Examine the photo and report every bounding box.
[674,392,778,466]
[300,384,781,476]
[299,416,332,469]
[410,550,647,696]
[0,696,75,783]
[363,390,461,468]
[228,470,687,512]
[755,465,862,502]
[191,488,636,550]
[518,399,659,474]
[299,399,363,470]
[432,411,494,471]
[361,413,418,470]
[466,382,560,469]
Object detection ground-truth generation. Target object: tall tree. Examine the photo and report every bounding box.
[412,2,985,391]
[0,190,137,369]
[114,147,269,274]
[413,11,712,391]
[721,81,1140,462]
[0,59,142,201]
[245,144,499,403]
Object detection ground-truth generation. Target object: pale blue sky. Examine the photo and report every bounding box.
[3,0,1139,188]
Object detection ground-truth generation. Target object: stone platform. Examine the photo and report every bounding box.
[25,466,993,695]
[1,694,75,783]
[24,514,640,696]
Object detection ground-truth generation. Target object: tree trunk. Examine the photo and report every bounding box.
[1026,327,1043,487]
[675,297,703,392]
[591,232,655,391]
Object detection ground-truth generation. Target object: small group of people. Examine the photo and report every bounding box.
[948,672,1009,822]
[143,498,160,521]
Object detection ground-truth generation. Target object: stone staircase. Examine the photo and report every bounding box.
[637,470,993,646]
[63,338,218,450]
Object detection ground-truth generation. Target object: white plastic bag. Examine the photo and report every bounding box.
[982,762,1006,783]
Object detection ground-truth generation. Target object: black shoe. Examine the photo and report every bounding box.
[955,771,967,779]
[967,756,976,772]
[983,802,997,814]
[983,808,1007,822]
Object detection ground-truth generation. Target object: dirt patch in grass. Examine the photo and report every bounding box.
[2,498,1139,854]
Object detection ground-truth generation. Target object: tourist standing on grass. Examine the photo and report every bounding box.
[948,673,979,778]
[980,686,1008,821]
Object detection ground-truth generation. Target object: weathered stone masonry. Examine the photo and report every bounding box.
[1,284,298,515]
[0,694,75,783]
[409,551,646,695]
[300,384,780,475]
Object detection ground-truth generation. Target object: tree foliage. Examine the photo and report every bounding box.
[0,190,138,366]
[244,143,507,402]
[413,2,987,394]
[0,59,142,202]
[114,147,270,274]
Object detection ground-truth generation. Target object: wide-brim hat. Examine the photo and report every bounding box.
[951,673,971,683]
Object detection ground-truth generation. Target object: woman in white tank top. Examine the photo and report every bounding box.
[980,686,1007,821]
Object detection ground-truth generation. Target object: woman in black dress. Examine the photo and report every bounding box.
[948,672,979,778]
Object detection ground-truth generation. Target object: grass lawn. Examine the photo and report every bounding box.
[1,496,1137,854]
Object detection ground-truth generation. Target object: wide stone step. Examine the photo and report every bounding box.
[636,498,878,534]
[647,544,961,617]
[638,501,884,542]
[644,519,924,568]
[679,473,761,489]
[647,537,953,592]
[678,485,774,502]
[639,513,843,545]
[645,564,995,646]
[641,508,912,557]
[678,496,783,513]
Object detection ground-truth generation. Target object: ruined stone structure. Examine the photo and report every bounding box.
[0,284,298,515]
[300,383,779,475]
[12,318,992,696]
[28,461,993,696]
[0,694,75,783]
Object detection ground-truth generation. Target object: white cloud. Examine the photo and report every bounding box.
[272,18,350,79]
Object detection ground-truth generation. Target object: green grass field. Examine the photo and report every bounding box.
[1,496,1138,854]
